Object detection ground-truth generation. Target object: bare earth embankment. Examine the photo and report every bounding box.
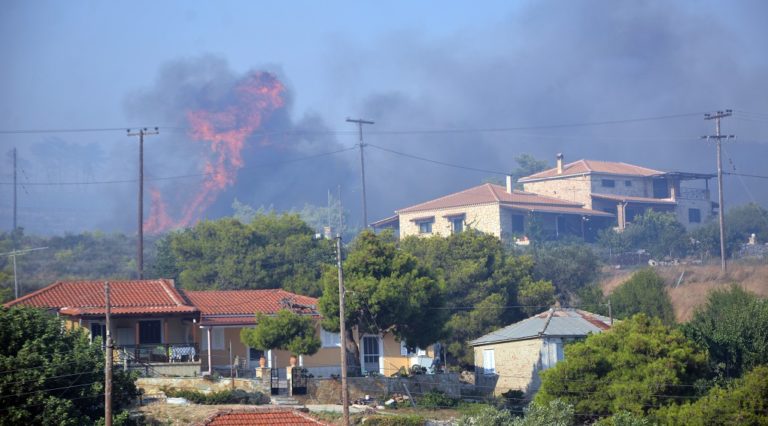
[600,262,768,322]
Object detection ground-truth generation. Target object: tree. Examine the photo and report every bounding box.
[155,214,335,295]
[598,210,690,259]
[318,231,446,371]
[655,365,768,425]
[609,269,675,324]
[535,314,708,420]
[691,203,768,258]
[532,244,600,303]
[0,306,137,425]
[681,285,768,379]
[400,230,551,365]
[240,310,321,357]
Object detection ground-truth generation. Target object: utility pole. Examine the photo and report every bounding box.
[104,282,113,426]
[703,110,734,274]
[336,235,349,426]
[346,118,374,229]
[12,147,17,231]
[1,247,48,299]
[127,127,159,279]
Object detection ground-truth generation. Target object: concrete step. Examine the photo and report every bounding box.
[271,396,301,406]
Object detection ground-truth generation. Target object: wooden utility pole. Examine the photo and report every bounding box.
[703,110,734,274]
[127,127,159,279]
[12,147,17,231]
[336,235,349,426]
[345,118,374,229]
[104,282,113,426]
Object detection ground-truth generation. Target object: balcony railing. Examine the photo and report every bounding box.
[115,342,199,364]
[678,187,710,201]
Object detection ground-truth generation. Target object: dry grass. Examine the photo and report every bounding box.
[599,262,768,322]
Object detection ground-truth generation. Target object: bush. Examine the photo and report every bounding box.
[609,269,675,324]
[417,390,458,409]
[363,414,425,425]
[456,405,515,426]
[161,387,269,405]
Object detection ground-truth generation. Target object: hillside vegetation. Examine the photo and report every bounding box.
[600,262,768,322]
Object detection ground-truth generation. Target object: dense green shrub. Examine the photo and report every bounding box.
[161,387,269,405]
[417,390,458,409]
[363,414,425,425]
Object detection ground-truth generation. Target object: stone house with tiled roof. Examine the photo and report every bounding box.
[519,153,717,230]
[469,308,612,396]
[5,280,429,379]
[372,179,614,242]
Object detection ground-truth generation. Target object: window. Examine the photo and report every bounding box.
[451,217,464,234]
[624,180,632,187]
[138,320,161,345]
[601,179,615,188]
[249,347,264,362]
[688,208,701,223]
[201,327,225,350]
[321,328,341,347]
[482,349,495,375]
[541,338,564,370]
[511,214,525,233]
[653,179,669,198]
[90,322,106,343]
[418,221,433,234]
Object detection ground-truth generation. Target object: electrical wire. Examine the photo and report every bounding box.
[367,143,508,175]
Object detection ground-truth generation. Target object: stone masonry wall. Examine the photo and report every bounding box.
[399,204,501,239]
[523,177,593,208]
[474,339,542,396]
[307,374,464,404]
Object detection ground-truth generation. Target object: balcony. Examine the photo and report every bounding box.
[115,342,200,364]
[678,187,710,201]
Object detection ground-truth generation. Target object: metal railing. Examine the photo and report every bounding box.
[115,342,200,364]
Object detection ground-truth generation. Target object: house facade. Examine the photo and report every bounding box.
[372,179,614,242]
[469,309,612,396]
[5,280,431,378]
[4,279,201,376]
[519,154,716,230]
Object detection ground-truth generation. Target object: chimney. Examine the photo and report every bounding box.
[506,175,513,193]
[556,153,564,174]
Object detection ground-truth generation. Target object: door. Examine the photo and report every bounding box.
[362,335,381,374]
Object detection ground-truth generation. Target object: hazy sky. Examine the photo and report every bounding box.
[1,1,767,234]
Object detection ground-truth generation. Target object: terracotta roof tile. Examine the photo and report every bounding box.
[4,280,197,316]
[520,159,664,181]
[396,183,589,214]
[185,289,318,326]
[203,409,328,425]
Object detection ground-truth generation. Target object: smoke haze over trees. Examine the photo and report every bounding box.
[1,1,767,235]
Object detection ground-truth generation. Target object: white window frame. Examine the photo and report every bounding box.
[482,349,495,375]
[202,327,225,350]
[320,328,341,348]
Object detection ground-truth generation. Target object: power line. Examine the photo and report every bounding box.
[0,111,708,136]
[368,143,508,175]
[724,171,768,180]
[0,146,357,186]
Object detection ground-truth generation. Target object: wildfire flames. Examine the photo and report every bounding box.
[143,71,286,234]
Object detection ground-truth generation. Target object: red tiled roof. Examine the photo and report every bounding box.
[592,193,677,205]
[520,159,664,181]
[396,183,588,214]
[185,289,318,326]
[203,409,328,425]
[4,279,197,316]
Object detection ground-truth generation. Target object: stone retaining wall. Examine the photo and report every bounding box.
[306,374,467,404]
[136,377,265,395]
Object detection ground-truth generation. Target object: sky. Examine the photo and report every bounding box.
[1,0,767,235]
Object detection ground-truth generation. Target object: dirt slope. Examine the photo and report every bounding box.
[599,263,768,322]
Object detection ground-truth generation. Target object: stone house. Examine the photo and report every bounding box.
[469,308,612,396]
[372,179,614,242]
[519,154,716,230]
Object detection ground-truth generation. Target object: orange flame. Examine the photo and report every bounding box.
[143,71,285,234]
